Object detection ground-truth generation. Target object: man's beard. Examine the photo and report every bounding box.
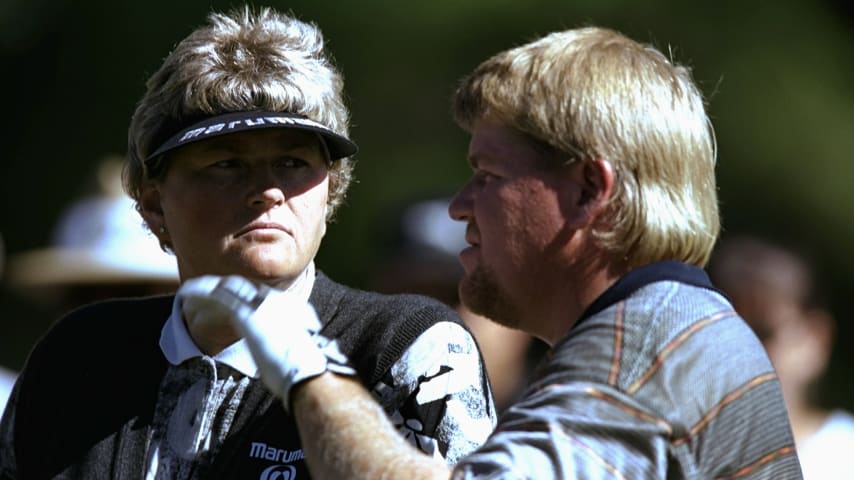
[458,264,522,331]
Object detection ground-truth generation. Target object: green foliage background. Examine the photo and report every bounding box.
[1,0,852,408]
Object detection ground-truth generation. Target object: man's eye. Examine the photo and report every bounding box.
[474,170,497,183]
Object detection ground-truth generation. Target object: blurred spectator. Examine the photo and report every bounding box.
[370,195,547,412]
[708,234,854,480]
[6,157,179,307]
[2,156,179,412]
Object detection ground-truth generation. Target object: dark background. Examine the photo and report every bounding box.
[1,0,852,409]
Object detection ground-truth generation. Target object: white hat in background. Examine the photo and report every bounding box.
[7,158,179,288]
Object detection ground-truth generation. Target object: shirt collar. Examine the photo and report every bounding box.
[576,260,724,326]
[159,262,317,377]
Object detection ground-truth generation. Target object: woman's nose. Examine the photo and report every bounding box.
[247,166,286,209]
[250,187,285,209]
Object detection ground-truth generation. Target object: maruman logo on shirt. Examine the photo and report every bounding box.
[250,442,305,463]
[260,464,296,480]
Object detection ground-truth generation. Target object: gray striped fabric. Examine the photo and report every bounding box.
[454,280,803,479]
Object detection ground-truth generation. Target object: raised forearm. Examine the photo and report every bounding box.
[292,372,452,480]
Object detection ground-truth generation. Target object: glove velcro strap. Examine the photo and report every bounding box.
[282,335,356,412]
[315,335,357,378]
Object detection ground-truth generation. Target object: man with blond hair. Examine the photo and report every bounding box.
[186,26,800,479]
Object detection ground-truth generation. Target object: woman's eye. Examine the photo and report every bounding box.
[210,158,240,169]
[276,157,309,169]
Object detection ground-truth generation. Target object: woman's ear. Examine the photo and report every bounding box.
[563,158,614,229]
[139,183,168,243]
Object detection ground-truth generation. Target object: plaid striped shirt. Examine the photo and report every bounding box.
[454,261,803,479]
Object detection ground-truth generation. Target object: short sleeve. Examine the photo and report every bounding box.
[452,382,673,479]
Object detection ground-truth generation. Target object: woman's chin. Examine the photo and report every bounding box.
[240,260,301,284]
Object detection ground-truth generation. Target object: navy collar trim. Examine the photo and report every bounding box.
[577,260,724,325]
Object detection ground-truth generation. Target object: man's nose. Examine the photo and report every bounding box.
[448,181,474,222]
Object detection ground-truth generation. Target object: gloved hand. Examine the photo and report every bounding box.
[178,275,356,410]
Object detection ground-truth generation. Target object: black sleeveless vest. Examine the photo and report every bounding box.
[8,272,461,479]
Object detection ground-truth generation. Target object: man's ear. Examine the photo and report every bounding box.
[564,158,614,229]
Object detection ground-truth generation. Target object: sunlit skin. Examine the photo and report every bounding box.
[139,128,330,352]
[448,116,603,345]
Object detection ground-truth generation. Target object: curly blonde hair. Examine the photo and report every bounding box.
[125,6,354,224]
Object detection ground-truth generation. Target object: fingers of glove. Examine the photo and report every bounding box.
[239,316,328,403]
[177,275,253,320]
[254,291,322,335]
[178,276,241,330]
[225,292,317,371]
[178,275,228,299]
[181,296,233,331]
[179,275,320,334]
[207,276,266,320]
[177,275,335,407]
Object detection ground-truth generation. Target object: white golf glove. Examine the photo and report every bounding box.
[178,275,355,410]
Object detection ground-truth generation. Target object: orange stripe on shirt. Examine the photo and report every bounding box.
[713,445,797,479]
[553,424,630,480]
[627,310,737,394]
[608,301,626,386]
[674,372,778,446]
[586,387,673,436]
